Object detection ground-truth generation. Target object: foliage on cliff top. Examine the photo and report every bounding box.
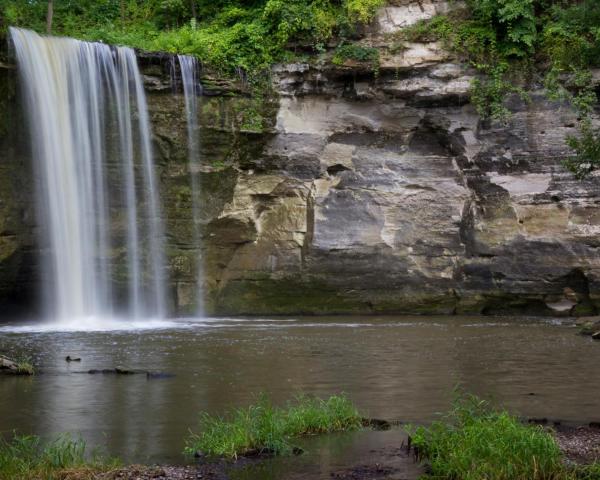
[395,0,600,122]
[0,0,383,75]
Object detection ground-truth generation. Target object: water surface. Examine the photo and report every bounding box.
[0,315,597,465]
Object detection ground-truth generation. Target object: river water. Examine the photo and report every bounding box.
[0,315,597,469]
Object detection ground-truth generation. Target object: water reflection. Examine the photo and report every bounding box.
[0,316,598,463]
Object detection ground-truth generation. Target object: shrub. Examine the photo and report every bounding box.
[345,0,384,23]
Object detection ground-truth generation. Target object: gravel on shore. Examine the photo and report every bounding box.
[554,425,600,464]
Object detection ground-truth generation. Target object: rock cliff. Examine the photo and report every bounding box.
[1,0,600,317]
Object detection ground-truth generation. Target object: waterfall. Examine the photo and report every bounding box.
[178,55,204,316]
[10,27,167,322]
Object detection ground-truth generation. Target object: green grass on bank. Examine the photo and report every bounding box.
[0,434,118,480]
[407,394,600,480]
[184,394,363,458]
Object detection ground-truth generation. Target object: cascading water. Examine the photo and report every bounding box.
[178,55,204,316]
[10,27,167,324]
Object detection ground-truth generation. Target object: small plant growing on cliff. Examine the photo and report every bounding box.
[185,394,362,458]
[564,121,600,179]
[332,42,379,71]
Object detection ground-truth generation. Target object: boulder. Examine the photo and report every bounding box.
[579,321,600,336]
[0,354,17,372]
[0,355,33,375]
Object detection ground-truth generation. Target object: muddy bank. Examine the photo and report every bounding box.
[95,448,421,480]
[97,464,228,480]
[92,430,424,480]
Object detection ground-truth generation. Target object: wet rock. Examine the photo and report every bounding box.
[146,371,176,380]
[579,319,600,336]
[363,418,392,430]
[330,464,395,479]
[88,367,142,375]
[545,299,576,315]
[115,366,138,375]
[0,355,34,375]
[86,367,176,378]
[0,354,18,373]
[0,354,17,370]
[528,418,548,425]
[242,448,277,458]
[292,447,304,455]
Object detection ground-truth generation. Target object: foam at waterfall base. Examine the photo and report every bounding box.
[0,315,187,333]
[0,317,297,332]
[2,317,554,334]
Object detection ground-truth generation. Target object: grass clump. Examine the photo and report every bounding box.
[14,359,34,376]
[0,433,118,480]
[406,394,565,480]
[185,394,363,458]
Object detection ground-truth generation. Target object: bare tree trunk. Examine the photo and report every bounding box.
[120,0,126,27]
[190,0,197,22]
[46,0,53,34]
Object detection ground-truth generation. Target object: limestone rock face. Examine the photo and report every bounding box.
[1,1,600,317]
[195,49,600,315]
[374,1,458,34]
[0,64,39,316]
